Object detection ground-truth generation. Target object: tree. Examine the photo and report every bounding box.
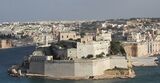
[96,54,103,58]
[110,41,120,55]
[81,56,85,59]
[106,54,110,57]
[86,54,93,59]
[80,32,85,37]
[96,52,105,58]
[100,52,105,55]
[110,41,126,56]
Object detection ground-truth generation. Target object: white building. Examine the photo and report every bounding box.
[96,30,112,41]
[127,32,142,42]
[76,41,110,58]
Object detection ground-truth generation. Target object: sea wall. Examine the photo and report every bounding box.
[131,57,157,66]
[44,58,110,78]
[28,57,128,78]
[44,60,75,77]
[29,61,45,74]
[74,58,110,77]
[110,56,128,69]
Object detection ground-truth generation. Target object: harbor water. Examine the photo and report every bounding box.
[1,46,160,83]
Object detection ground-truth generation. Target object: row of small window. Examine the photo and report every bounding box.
[61,35,76,38]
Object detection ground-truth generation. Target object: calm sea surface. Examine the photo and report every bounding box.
[1,46,160,83]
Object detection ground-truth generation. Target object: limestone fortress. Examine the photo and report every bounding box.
[26,29,134,79]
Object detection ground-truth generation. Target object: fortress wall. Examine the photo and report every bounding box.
[74,60,93,77]
[44,58,111,77]
[44,61,75,77]
[110,56,128,69]
[29,57,127,78]
[28,61,45,74]
[92,58,110,75]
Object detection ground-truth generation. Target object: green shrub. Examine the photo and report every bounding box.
[86,54,93,59]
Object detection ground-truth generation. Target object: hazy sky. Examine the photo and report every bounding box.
[0,0,160,22]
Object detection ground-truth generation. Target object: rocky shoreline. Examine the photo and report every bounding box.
[25,71,135,80]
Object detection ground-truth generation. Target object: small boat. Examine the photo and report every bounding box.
[154,59,160,66]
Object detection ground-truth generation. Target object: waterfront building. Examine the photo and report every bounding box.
[0,39,12,49]
[123,31,160,57]
[123,42,148,57]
